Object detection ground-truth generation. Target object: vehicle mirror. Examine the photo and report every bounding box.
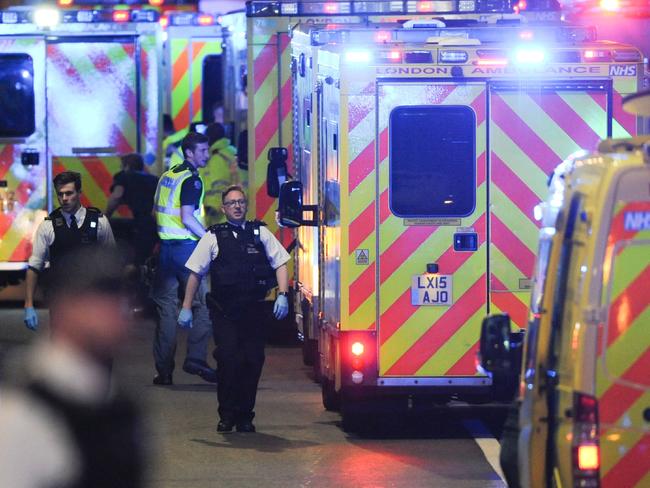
[622,89,650,116]
[278,181,303,228]
[266,147,288,198]
[479,313,513,373]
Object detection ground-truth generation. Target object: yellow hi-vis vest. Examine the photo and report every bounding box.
[155,165,205,241]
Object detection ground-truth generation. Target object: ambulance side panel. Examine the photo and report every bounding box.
[0,37,47,264]
[597,169,650,488]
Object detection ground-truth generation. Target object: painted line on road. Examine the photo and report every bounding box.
[462,419,505,482]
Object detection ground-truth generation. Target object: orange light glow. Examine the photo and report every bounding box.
[351,342,365,356]
[159,16,169,28]
[374,30,391,42]
[578,445,600,470]
[112,10,130,22]
[149,0,164,6]
[197,14,213,25]
[600,0,619,10]
[388,50,401,60]
[517,0,527,9]
[324,3,339,13]
[58,0,74,6]
[417,1,435,12]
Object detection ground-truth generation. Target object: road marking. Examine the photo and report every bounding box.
[462,419,506,482]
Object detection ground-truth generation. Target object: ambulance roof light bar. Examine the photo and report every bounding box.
[34,6,61,28]
[0,7,159,24]
[247,0,538,17]
[167,12,218,26]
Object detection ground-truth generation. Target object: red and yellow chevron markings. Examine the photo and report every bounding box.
[53,156,130,217]
[344,82,489,377]
[47,41,138,154]
[598,200,650,488]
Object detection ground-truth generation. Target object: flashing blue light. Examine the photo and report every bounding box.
[345,50,371,63]
[514,48,545,64]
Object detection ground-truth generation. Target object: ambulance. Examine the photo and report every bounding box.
[278,18,645,427]
[0,6,161,288]
[479,90,650,487]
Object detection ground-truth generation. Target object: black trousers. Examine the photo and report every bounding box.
[212,304,266,423]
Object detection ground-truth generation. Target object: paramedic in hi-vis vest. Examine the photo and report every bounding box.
[178,185,290,433]
[151,131,216,386]
[24,171,115,331]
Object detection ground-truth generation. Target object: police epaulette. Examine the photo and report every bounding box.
[86,207,103,216]
[208,223,230,233]
[249,219,267,227]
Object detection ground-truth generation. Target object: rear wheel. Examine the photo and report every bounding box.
[321,377,340,412]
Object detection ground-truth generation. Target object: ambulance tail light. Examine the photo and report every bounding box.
[148,0,164,6]
[414,1,435,12]
[572,392,601,485]
[159,15,169,29]
[112,10,130,23]
[58,0,74,6]
[374,30,391,43]
[342,332,377,386]
[439,50,468,63]
[584,50,611,62]
[379,50,402,63]
[600,0,619,11]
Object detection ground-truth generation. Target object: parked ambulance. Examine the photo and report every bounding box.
[479,90,650,487]
[279,17,645,429]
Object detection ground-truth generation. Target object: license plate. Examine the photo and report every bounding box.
[411,274,453,306]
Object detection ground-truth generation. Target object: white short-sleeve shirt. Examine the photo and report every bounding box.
[185,221,290,276]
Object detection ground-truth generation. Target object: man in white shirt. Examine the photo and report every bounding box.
[23,171,115,331]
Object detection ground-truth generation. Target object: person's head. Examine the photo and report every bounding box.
[48,246,131,363]
[205,123,226,147]
[121,153,144,172]
[53,171,82,215]
[181,131,210,169]
[221,185,247,224]
[212,104,224,124]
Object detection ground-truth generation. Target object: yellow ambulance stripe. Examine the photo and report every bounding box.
[490,186,540,248]
[557,92,609,140]
[380,249,485,371]
[416,305,486,375]
[490,246,529,286]
[490,124,550,198]
[600,392,650,474]
[610,242,650,301]
[252,73,279,128]
[596,305,650,397]
[500,93,588,159]
[0,209,33,261]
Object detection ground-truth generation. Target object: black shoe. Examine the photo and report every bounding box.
[217,419,235,432]
[236,422,256,433]
[153,373,172,385]
[183,359,218,383]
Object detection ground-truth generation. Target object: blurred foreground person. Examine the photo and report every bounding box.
[0,247,145,488]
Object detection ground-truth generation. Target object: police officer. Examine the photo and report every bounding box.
[151,131,215,385]
[24,171,115,331]
[178,185,290,433]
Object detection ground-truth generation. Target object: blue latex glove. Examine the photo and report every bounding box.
[273,294,289,320]
[178,308,193,329]
[24,307,39,331]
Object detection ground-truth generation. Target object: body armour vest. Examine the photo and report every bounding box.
[209,221,277,307]
[27,380,143,488]
[48,207,100,265]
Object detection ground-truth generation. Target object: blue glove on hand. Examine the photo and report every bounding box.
[24,307,39,331]
[178,308,193,329]
[273,294,289,320]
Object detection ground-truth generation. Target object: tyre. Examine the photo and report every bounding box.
[321,377,341,412]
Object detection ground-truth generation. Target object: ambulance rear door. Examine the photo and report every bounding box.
[46,35,141,213]
[596,166,650,488]
[487,81,610,330]
[376,81,488,381]
[0,35,47,265]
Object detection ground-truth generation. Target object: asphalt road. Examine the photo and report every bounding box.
[0,305,507,488]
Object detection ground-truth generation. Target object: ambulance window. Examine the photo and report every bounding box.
[0,54,35,138]
[389,105,475,217]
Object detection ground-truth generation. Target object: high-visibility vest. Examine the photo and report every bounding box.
[154,164,205,241]
[162,128,187,170]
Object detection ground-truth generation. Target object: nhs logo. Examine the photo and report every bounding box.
[624,211,650,231]
[609,65,637,77]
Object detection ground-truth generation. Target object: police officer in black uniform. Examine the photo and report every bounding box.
[179,185,290,433]
[24,171,115,331]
